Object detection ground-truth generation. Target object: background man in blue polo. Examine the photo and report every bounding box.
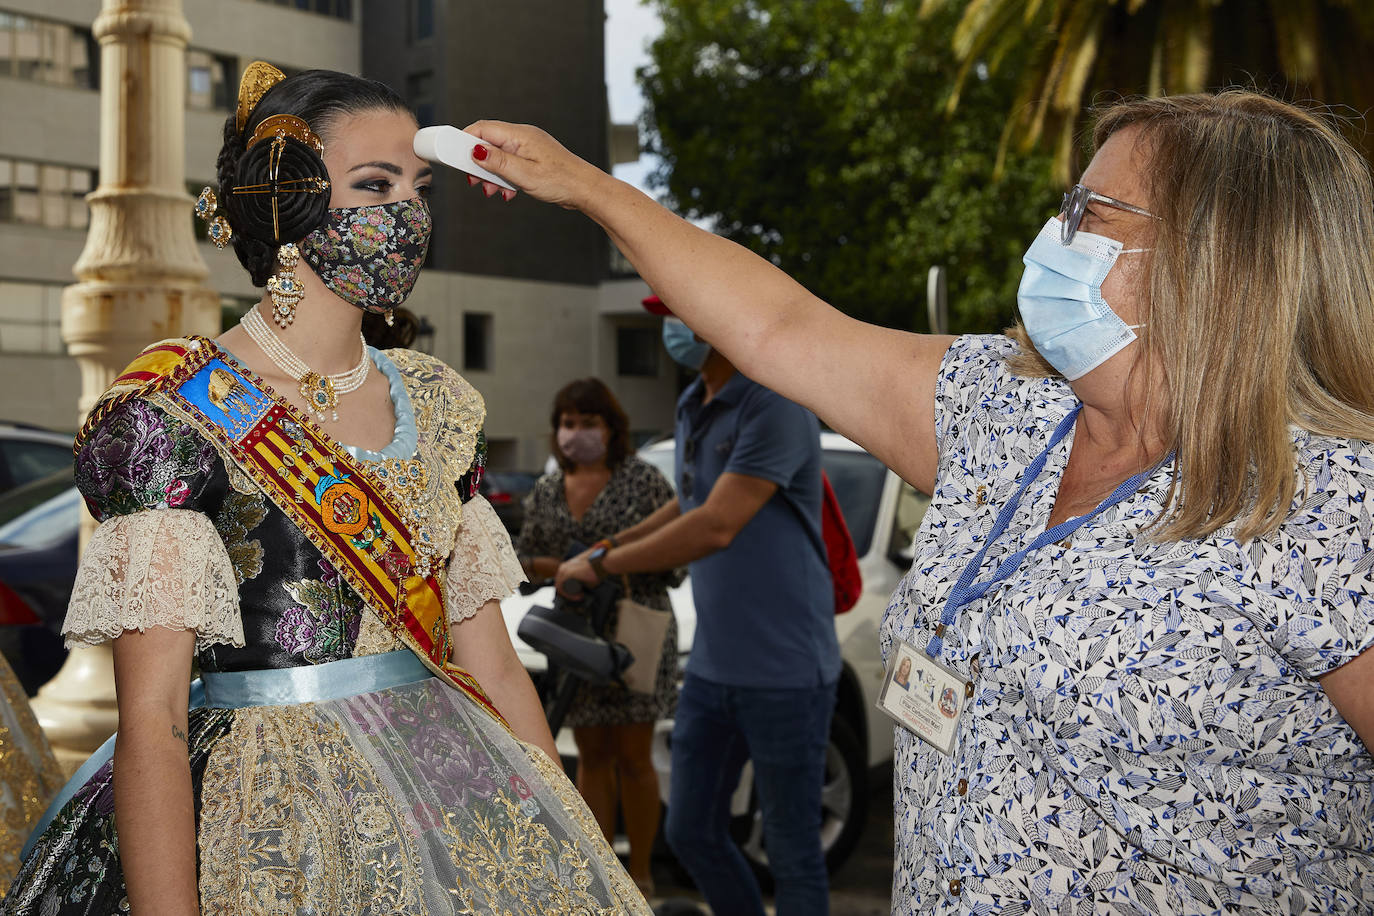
[557,304,840,916]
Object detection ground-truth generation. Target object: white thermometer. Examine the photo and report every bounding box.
[413,125,515,191]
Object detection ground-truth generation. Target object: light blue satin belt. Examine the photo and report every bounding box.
[203,649,432,707]
[22,650,433,861]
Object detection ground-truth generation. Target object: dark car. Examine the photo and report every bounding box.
[479,470,538,537]
[0,422,73,495]
[0,468,81,694]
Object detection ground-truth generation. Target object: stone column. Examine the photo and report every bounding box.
[31,0,219,775]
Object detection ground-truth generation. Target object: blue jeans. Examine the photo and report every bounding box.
[664,672,836,916]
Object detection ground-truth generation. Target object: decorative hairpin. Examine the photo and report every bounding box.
[236,61,286,134]
[194,186,232,248]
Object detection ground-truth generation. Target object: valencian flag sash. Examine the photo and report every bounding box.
[81,337,507,727]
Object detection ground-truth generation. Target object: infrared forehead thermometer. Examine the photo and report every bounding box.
[413,125,515,191]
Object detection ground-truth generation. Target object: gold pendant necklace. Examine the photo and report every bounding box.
[241,305,368,422]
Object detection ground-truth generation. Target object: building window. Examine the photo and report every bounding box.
[187,50,235,111]
[0,12,97,89]
[616,326,659,377]
[406,71,433,101]
[0,280,63,354]
[463,312,492,372]
[0,157,93,230]
[412,0,434,41]
[407,70,434,127]
[255,0,352,19]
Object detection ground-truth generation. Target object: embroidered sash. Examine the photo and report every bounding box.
[83,336,507,727]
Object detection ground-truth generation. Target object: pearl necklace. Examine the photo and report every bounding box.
[241,305,369,422]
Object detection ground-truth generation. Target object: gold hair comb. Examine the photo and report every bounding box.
[235,60,286,133]
[246,114,324,155]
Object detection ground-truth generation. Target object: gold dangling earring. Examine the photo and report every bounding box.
[385,311,395,327]
[266,242,303,327]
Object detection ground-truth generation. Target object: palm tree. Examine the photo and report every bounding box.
[926,0,1374,177]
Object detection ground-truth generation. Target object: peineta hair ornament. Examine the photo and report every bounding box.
[236,60,286,134]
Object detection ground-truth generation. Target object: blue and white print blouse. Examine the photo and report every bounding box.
[882,334,1374,915]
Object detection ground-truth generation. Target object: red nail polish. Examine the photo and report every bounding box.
[473,144,489,162]
[467,175,479,186]
[501,189,516,202]
[484,184,496,197]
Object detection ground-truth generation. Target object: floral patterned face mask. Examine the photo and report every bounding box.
[299,197,431,314]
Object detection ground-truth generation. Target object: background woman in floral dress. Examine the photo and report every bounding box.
[516,377,680,897]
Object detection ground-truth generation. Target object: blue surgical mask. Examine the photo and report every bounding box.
[662,317,711,370]
[1017,217,1147,380]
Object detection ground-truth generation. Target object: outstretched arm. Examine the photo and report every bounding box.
[556,472,776,591]
[464,122,954,493]
[613,497,682,547]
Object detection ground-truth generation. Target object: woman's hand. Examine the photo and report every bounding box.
[555,555,600,596]
[462,120,610,209]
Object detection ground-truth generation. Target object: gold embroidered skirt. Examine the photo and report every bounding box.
[5,674,649,915]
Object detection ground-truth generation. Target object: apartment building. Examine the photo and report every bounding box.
[0,0,673,470]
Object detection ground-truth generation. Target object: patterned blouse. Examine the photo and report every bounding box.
[882,335,1374,915]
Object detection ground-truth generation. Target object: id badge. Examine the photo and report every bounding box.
[876,640,969,756]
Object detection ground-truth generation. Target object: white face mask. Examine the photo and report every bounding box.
[1017,217,1149,379]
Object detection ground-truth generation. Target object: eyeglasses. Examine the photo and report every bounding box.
[1059,184,1157,246]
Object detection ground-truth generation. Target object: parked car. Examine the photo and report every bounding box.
[0,423,73,496]
[478,469,539,537]
[499,432,930,876]
[0,467,81,694]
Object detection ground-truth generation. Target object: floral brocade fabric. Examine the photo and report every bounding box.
[5,348,650,914]
[76,398,219,516]
[300,199,431,312]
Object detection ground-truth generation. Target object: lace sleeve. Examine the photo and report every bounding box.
[444,495,527,624]
[64,509,244,650]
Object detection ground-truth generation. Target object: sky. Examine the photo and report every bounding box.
[603,0,663,194]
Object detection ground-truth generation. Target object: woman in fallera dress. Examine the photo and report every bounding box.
[3,63,649,915]
[0,653,63,897]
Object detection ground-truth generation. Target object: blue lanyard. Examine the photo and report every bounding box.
[926,404,1159,659]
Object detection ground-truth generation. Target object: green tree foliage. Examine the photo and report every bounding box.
[640,0,1059,334]
[927,0,1374,178]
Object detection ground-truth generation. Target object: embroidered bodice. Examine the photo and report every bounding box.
[63,345,524,673]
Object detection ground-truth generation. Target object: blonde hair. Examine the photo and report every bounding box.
[1008,91,1374,542]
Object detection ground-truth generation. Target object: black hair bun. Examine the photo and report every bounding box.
[223,135,330,245]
